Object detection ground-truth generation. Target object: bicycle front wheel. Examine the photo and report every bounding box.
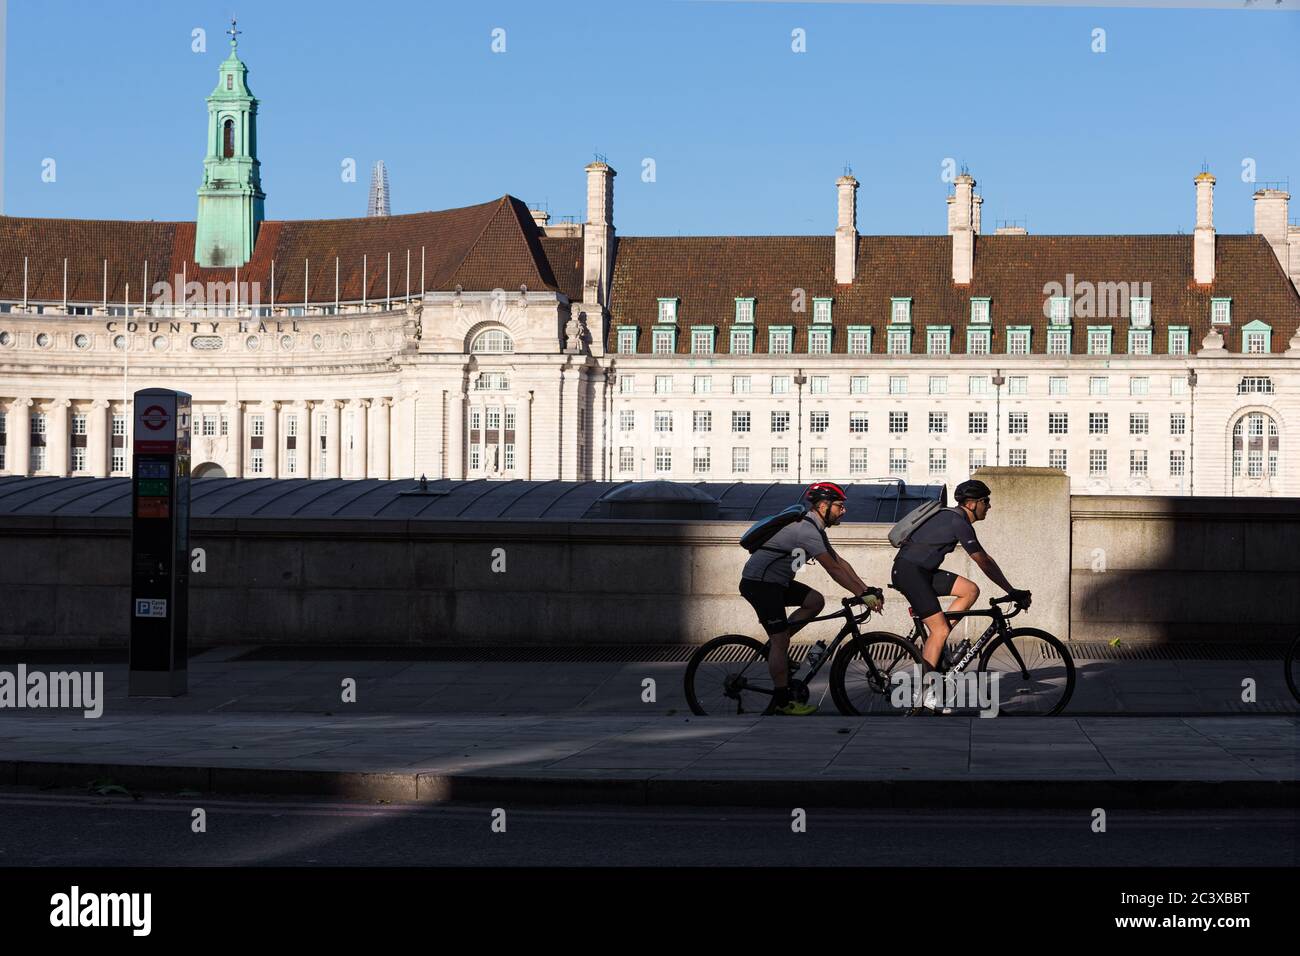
[978,627,1075,716]
[684,634,774,716]
[829,631,923,716]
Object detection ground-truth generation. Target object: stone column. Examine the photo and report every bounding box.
[88,399,110,477]
[6,398,32,476]
[517,389,533,480]
[448,391,466,480]
[350,399,369,478]
[301,401,315,478]
[262,400,279,478]
[326,401,342,478]
[49,399,71,477]
[225,401,242,478]
[371,398,391,479]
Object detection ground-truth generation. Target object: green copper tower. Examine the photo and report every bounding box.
[194,18,265,267]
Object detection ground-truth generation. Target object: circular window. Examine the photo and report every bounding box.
[312,334,323,350]
[74,333,90,349]
[280,334,294,350]
[152,335,168,351]
[340,332,351,349]
[36,332,51,348]
[113,334,127,350]
[246,335,260,351]
[0,331,11,346]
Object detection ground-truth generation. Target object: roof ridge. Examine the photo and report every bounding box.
[446,195,556,292]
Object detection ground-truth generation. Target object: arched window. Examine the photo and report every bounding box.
[223,119,235,159]
[471,328,514,354]
[1233,412,1280,479]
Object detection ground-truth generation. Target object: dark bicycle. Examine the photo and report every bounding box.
[683,594,921,716]
[835,585,1075,716]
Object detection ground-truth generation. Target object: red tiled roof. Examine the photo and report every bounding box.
[607,233,1300,354]
[0,195,564,305]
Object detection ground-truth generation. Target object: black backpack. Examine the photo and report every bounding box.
[740,503,809,553]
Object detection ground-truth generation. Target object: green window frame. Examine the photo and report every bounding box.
[1086,325,1113,356]
[1006,326,1032,355]
[926,325,952,355]
[1167,326,1190,356]
[768,325,794,354]
[656,297,679,323]
[734,298,755,324]
[969,297,991,324]
[729,326,754,354]
[651,325,678,355]
[1127,328,1153,355]
[615,325,640,355]
[966,327,991,355]
[812,298,833,324]
[846,325,873,355]
[1241,320,1271,354]
[807,324,833,355]
[886,325,912,355]
[1047,326,1072,355]
[690,325,716,355]
[890,297,912,326]
[1210,297,1232,326]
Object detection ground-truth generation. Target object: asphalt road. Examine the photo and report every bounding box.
[0,787,1294,867]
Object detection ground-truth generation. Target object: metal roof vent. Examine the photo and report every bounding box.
[591,480,720,519]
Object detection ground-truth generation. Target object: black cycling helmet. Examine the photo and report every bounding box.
[953,479,991,503]
[805,481,847,504]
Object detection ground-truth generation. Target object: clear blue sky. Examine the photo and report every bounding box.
[3,0,1297,235]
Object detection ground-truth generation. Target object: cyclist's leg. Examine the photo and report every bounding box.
[891,561,948,669]
[941,572,979,621]
[784,582,824,638]
[739,580,793,687]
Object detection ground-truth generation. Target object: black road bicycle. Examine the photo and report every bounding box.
[683,594,920,716]
[835,585,1074,716]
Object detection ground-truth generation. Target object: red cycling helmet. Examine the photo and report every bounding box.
[805,481,847,504]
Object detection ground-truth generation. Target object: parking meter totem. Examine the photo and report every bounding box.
[129,388,192,697]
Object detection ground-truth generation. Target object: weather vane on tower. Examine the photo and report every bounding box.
[227,16,241,49]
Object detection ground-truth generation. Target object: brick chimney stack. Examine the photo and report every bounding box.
[1193,171,1216,285]
[835,175,859,285]
[949,173,976,285]
[1253,187,1290,282]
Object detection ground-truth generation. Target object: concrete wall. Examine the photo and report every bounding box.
[1070,494,1300,642]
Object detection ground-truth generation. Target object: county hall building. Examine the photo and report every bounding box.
[3,33,1300,497]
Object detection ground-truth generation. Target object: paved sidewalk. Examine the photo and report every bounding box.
[0,647,1294,717]
[1,711,1294,807]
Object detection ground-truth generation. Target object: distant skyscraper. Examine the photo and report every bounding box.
[367,161,391,217]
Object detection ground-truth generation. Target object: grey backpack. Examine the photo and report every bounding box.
[887,499,945,548]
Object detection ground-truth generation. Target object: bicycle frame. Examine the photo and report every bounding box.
[782,599,880,685]
[901,598,1029,676]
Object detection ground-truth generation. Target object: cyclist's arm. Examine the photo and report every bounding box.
[818,551,870,596]
[970,550,1016,594]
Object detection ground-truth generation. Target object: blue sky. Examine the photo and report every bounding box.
[3,0,1297,235]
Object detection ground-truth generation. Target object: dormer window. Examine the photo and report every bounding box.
[970,298,990,324]
[1130,298,1151,327]
[657,298,678,323]
[734,298,754,324]
[1211,298,1231,325]
[1049,297,1071,325]
[812,298,832,323]
[891,298,912,325]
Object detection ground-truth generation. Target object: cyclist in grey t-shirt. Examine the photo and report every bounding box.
[740,481,883,716]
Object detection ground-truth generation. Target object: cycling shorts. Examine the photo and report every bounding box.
[889,560,959,620]
[739,579,814,637]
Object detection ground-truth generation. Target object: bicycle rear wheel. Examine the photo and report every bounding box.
[684,635,775,716]
[829,631,923,716]
[978,627,1075,715]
